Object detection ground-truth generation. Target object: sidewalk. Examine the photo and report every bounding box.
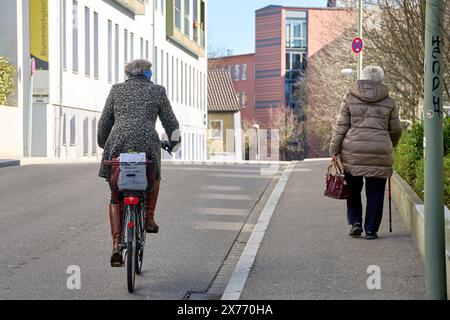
[240,160,425,300]
[0,159,20,168]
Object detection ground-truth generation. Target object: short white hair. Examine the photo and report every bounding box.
[361,66,384,81]
[124,59,152,77]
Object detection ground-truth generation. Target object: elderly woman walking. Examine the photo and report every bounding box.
[97,59,180,266]
[329,66,402,240]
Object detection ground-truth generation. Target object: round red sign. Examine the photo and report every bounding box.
[352,37,364,54]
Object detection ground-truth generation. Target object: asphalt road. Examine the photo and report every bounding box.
[0,162,275,300]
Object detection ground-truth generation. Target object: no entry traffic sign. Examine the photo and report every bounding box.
[352,37,364,54]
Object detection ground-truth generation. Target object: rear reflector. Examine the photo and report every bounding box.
[128,221,135,229]
[124,197,139,205]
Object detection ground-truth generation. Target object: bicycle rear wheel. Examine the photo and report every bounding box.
[135,204,146,275]
[126,206,136,293]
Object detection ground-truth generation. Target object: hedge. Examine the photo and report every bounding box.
[394,117,450,208]
[0,56,15,105]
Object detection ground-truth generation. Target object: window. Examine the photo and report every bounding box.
[72,0,78,72]
[85,7,90,76]
[185,64,187,105]
[63,0,67,70]
[242,91,248,108]
[92,118,97,155]
[209,120,223,140]
[184,0,190,37]
[234,65,240,81]
[189,66,191,106]
[161,49,164,87]
[146,40,149,60]
[115,24,119,83]
[140,37,144,58]
[167,52,170,95]
[193,0,198,42]
[70,116,76,145]
[93,11,98,78]
[176,59,179,103]
[83,118,89,155]
[124,29,128,64]
[241,64,247,80]
[180,61,183,104]
[62,114,67,145]
[154,46,158,83]
[161,0,165,14]
[175,0,181,30]
[286,19,307,49]
[130,32,134,59]
[171,55,174,101]
[107,20,112,82]
[226,65,231,77]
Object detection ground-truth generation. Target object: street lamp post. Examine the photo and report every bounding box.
[357,0,363,80]
[423,0,447,300]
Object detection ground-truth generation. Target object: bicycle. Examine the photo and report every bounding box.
[104,141,175,293]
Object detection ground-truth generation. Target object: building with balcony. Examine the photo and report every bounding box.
[0,0,208,161]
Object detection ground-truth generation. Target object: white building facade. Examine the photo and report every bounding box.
[0,0,207,161]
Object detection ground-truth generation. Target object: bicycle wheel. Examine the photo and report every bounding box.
[126,205,136,293]
[135,204,146,275]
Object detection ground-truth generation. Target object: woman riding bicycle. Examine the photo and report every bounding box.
[97,59,180,267]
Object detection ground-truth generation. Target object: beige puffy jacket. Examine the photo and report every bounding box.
[329,80,402,179]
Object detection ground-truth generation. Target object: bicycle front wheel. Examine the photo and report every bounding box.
[126,205,136,293]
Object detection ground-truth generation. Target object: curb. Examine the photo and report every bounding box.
[0,160,20,168]
[391,172,450,297]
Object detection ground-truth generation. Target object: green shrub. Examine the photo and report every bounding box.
[444,155,450,209]
[0,56,15,105]
[397,127,450,209]
[415,158,424,201]
[394,122,424,186]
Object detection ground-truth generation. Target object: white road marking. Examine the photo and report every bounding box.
[196,208,248,216]
[210,174,274,179]
[198,194,253,201]
[203,185,244,192]
[221,163,296,300]
[194,221,244,231]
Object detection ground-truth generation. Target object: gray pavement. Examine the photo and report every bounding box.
[241,160,425,300]
[0,162,274,299]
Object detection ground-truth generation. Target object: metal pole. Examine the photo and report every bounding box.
[357,0,363,80]
[423,0,447,300]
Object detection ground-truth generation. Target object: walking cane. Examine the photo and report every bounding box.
[388,178,392,233]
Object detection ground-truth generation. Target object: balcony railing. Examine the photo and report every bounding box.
[113,0,146,15]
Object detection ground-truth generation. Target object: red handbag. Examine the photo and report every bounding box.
[324,157,350,200]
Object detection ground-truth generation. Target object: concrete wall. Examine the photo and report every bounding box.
[0,106,21,158]
[392,172,450,298]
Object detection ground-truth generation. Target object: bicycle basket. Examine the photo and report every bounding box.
[117,153,148,191]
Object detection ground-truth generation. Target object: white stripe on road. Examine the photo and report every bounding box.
[196,208,248,216]
[198,194,253,201]
[203,185,244,192]
[221,162,296,300]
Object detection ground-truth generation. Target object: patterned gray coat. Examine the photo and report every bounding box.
[97,76,179,180]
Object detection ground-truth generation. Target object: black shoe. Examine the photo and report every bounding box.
[349,223,363,237]
[365,231,378,240]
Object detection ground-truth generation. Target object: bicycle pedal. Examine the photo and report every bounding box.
[111,261,124,268]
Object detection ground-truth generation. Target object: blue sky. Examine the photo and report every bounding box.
[207,0,328,56]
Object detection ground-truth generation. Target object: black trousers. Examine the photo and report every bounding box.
[346,174,387,233]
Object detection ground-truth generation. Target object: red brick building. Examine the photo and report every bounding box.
[209,5,353,158]
[209,54,256,124]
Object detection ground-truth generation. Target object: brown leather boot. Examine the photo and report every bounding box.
[109,203,123,267]
[145,180,160,233]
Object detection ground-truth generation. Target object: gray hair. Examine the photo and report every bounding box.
[124,59,152,77]
[361,66,384,81]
